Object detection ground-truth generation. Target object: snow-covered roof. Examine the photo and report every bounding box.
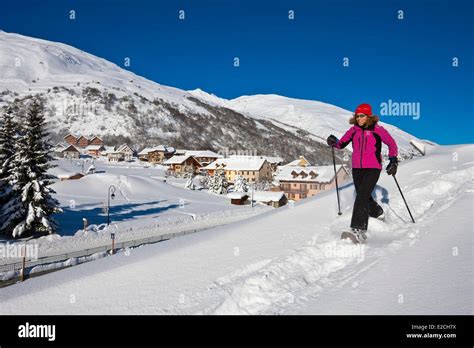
[138,147,152,155]
[150,145,167,152]
[185,150,222,158]
[174,148,187,155]
[101,146,116,154]
[63,133,79,139]
[226,192,249,199]
[62,144,80,152]
[139,145,174,155]
[203,157,267,171]
[228,155,282,164]
[252,191,285,202]
[85,145,104,150]
[275,165,346,183]
[261,156,283,164]
[163,155,193,165]
[116,144,133,153]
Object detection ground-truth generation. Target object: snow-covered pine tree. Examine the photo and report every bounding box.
[208,166,228,194]
[233,174,248,192]
[0,97,62,238]
[185,175,196,190]
[0,106,17,218]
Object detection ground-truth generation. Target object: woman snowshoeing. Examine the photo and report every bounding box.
[327,103,398,243]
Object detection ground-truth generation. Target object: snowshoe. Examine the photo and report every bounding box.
[341,228,367,244]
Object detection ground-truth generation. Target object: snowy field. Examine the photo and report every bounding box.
[0,158,271,260]
[0,144,472,314]
[49,157,236,236]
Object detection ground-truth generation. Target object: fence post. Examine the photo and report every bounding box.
[20,244,26,282]
[110,232,115,255]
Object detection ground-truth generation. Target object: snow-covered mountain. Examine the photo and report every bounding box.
[0,30,424,162]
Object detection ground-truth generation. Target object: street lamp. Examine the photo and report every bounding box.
[107,185,116,226]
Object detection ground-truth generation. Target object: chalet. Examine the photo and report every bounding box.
[76,136,89,148]
[275,165,349,201]
[61,144,80,159]
[116,144,134,161]
[89,136,104,146]
[85,144,105,157]
[252,191,287,208]
[139,145,175,163]
[63,134,78,145]
[202,157,272,183]
[163,155,202,174]
[186,150,222,166]
[226,192,249,205]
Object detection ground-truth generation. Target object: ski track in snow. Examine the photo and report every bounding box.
[166,165,473,315]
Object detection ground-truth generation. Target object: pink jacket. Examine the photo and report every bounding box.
[335,123,398,169]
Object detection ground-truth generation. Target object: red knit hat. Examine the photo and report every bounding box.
[355,103,372,116]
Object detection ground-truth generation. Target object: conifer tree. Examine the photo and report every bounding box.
[1,97,62,238]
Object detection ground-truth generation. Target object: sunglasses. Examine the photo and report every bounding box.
[355,114,368,119]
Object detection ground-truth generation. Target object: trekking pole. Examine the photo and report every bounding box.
[331,147,342,215]
[393,175,415,223]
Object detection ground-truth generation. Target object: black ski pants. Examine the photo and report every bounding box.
[351,168,382,230]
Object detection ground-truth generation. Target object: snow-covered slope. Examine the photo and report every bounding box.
[0,30,201,110]
[1,143,471,314]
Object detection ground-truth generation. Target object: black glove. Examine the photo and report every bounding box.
[327,135,338,147]
[386,157,398,176]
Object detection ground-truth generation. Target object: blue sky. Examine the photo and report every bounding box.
[0,0,472,144]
